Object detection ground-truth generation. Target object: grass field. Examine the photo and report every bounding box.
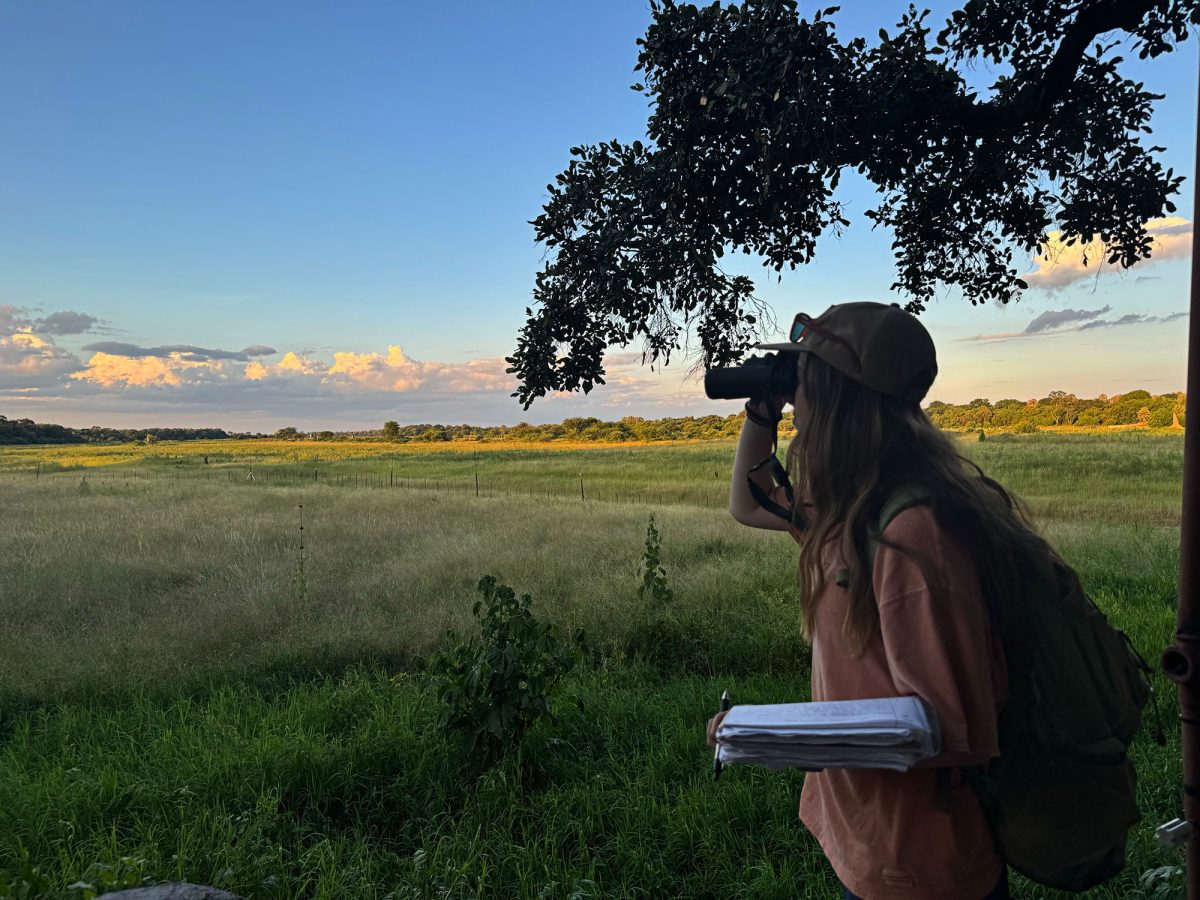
[0,433,1187,898]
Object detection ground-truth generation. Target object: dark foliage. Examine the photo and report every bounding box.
[0,416,233,445]
[510,0,1198,406]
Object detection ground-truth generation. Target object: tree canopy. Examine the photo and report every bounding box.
[509,0,1198,407]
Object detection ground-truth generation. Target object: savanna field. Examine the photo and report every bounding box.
[0,434,1187,898]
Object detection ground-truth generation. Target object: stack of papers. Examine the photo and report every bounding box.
[716,696,940,772]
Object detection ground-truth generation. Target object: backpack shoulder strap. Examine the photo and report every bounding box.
[866,484,933,572]
[836,485,933,588]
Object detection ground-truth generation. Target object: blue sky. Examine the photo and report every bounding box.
[0,1,1195,429]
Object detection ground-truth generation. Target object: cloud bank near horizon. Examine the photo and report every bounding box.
[0,309,718,427]
[1,292,1188,428]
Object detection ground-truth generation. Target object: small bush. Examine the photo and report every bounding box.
[430,576,583,765]
[638,514,673,605]
[1014,421,1039,434]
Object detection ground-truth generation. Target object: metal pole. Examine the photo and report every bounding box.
[1160,71,1200,900]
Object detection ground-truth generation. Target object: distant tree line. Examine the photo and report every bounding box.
[271,416,749,444]
[2,391,1186,446]
[926,390,1186,432]
[0,416,240,445]
[276,390,1188,443]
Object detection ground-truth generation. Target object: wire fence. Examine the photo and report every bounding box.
[2,464,732,509]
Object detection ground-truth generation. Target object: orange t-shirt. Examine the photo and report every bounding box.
[794,505,1008,899]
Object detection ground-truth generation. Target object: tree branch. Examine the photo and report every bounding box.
[967,0,1156,130]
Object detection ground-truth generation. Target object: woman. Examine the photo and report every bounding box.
[707,301,1020,899]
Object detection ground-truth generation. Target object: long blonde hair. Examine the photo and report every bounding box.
[786,354,1048,658]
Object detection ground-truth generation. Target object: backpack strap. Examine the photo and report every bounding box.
[867,485,967,813]
[835,485,933,588]
[866,484,933,573]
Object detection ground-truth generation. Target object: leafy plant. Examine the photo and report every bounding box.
[638,514,673,605]
[292,503,309,603]
[0,851,52,899]
[1140,864,1184,900]
[66,856,151,898]
[430,576,584,765]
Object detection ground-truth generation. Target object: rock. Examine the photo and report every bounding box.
[104,885,244,900]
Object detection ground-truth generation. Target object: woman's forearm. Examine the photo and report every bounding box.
[729,414,779,523]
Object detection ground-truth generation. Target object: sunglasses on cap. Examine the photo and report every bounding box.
[789,312,841,343]
[788,312,862,372]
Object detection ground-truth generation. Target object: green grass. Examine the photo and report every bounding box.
[0,434,1188,898]
[1,431,1184,521]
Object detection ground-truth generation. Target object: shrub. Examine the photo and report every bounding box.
[1014,421,1039,434]
[430,576,583,764]
[638,514,673,605]
[1147,407,1175,429]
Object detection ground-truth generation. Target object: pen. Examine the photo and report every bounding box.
[713,688,731,780]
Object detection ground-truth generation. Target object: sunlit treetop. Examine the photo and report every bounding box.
[509,0,1199,407]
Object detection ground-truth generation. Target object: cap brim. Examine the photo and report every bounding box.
[754,342,811,352]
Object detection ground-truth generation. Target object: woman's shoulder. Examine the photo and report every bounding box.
[879,500,940,544]
[875,501,980,603]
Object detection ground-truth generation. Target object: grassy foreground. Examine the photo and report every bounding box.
[0,434,1187,898]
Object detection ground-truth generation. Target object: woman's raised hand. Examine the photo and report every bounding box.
[746,393,788,424]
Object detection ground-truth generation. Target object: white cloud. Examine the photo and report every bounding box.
[244,351,326,380]
[69,351,236,388]
[325,345,513,393]
[1026,217,1192,291]
[0,331,83,389]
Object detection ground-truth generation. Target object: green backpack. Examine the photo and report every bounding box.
[870,488,1163,892]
